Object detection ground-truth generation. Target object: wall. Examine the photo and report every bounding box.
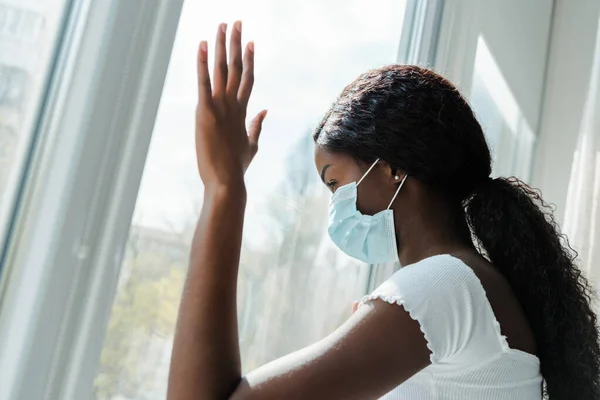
[533,0,600,223]
[434,0,553,179]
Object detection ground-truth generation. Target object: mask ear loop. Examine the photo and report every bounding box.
[387,174,408,209]
[357,158,380,186]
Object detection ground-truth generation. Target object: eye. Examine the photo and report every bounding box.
[326,180,337,192]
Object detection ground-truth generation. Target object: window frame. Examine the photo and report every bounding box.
[0,0,183,399]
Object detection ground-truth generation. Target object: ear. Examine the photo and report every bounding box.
[380,162,406,186]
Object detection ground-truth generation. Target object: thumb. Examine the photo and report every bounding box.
[248,109,268,146]
[352,300,359,314]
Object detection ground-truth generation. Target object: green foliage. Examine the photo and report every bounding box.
[94,242,185,400]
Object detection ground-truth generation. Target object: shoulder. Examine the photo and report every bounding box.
[358,254,493,363]
[361,254,480,310]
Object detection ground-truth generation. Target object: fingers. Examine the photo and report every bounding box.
[248,109,268,145]
[196,41,212,106]
[209,22,254,110]
[238,41,255,107]
[352,301,359,313]
[213,23,228,100]
[227,20,243,101]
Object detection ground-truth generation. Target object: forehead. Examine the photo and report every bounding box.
[314,146,353,168]
[314,146,362,179]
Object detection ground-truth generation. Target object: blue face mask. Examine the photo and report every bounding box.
[327,159,407,264]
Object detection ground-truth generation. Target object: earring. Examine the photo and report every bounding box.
[394,175,400,180]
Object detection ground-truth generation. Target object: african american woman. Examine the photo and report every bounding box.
[167,21,600,400]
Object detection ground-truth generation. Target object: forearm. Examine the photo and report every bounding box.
[168,183,247,400]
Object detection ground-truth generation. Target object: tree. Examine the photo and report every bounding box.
[94,229,186,400]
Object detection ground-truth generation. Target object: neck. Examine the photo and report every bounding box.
[395,197,475,267]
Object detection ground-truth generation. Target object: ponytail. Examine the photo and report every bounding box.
[465,177,600,399]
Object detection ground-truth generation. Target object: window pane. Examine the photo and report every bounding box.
[0,1,67,253]
[94,1,407,398]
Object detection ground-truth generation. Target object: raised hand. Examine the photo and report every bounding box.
[195,21,267,191]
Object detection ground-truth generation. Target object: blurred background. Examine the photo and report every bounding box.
[0,0,598,399]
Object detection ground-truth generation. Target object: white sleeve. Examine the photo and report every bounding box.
[357,254,505,364]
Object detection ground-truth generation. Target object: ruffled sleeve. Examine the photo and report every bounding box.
[358,254,506,364]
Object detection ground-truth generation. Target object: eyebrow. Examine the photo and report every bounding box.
[320,164,332,183]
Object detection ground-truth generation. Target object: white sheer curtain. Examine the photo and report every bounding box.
[563,17,600,293]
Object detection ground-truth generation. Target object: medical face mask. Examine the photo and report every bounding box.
[327,159,407,264]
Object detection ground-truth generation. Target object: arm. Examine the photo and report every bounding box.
[229,300,432,400]
[167,20,259,399]
[167,21,432,400]
[167,184,247,399]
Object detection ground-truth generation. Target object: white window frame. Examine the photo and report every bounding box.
[0,0,183,399]
[396,0,444,66]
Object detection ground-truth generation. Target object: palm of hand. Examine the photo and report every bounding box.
[195,21,267,190]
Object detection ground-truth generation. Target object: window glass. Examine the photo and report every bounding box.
[94,1,408,399]
[0,1,66,270]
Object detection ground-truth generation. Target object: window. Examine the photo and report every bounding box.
[0,0,65,261]
[93,0,408,398]
[0,5,44,41]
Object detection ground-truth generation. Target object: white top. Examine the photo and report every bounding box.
[358,254,543,400]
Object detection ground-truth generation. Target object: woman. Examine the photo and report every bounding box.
[167,21,600,400]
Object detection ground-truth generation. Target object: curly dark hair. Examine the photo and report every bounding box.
[313,65,600,399]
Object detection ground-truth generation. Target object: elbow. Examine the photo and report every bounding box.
[166,377,251,400]
[228,378,253,400]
